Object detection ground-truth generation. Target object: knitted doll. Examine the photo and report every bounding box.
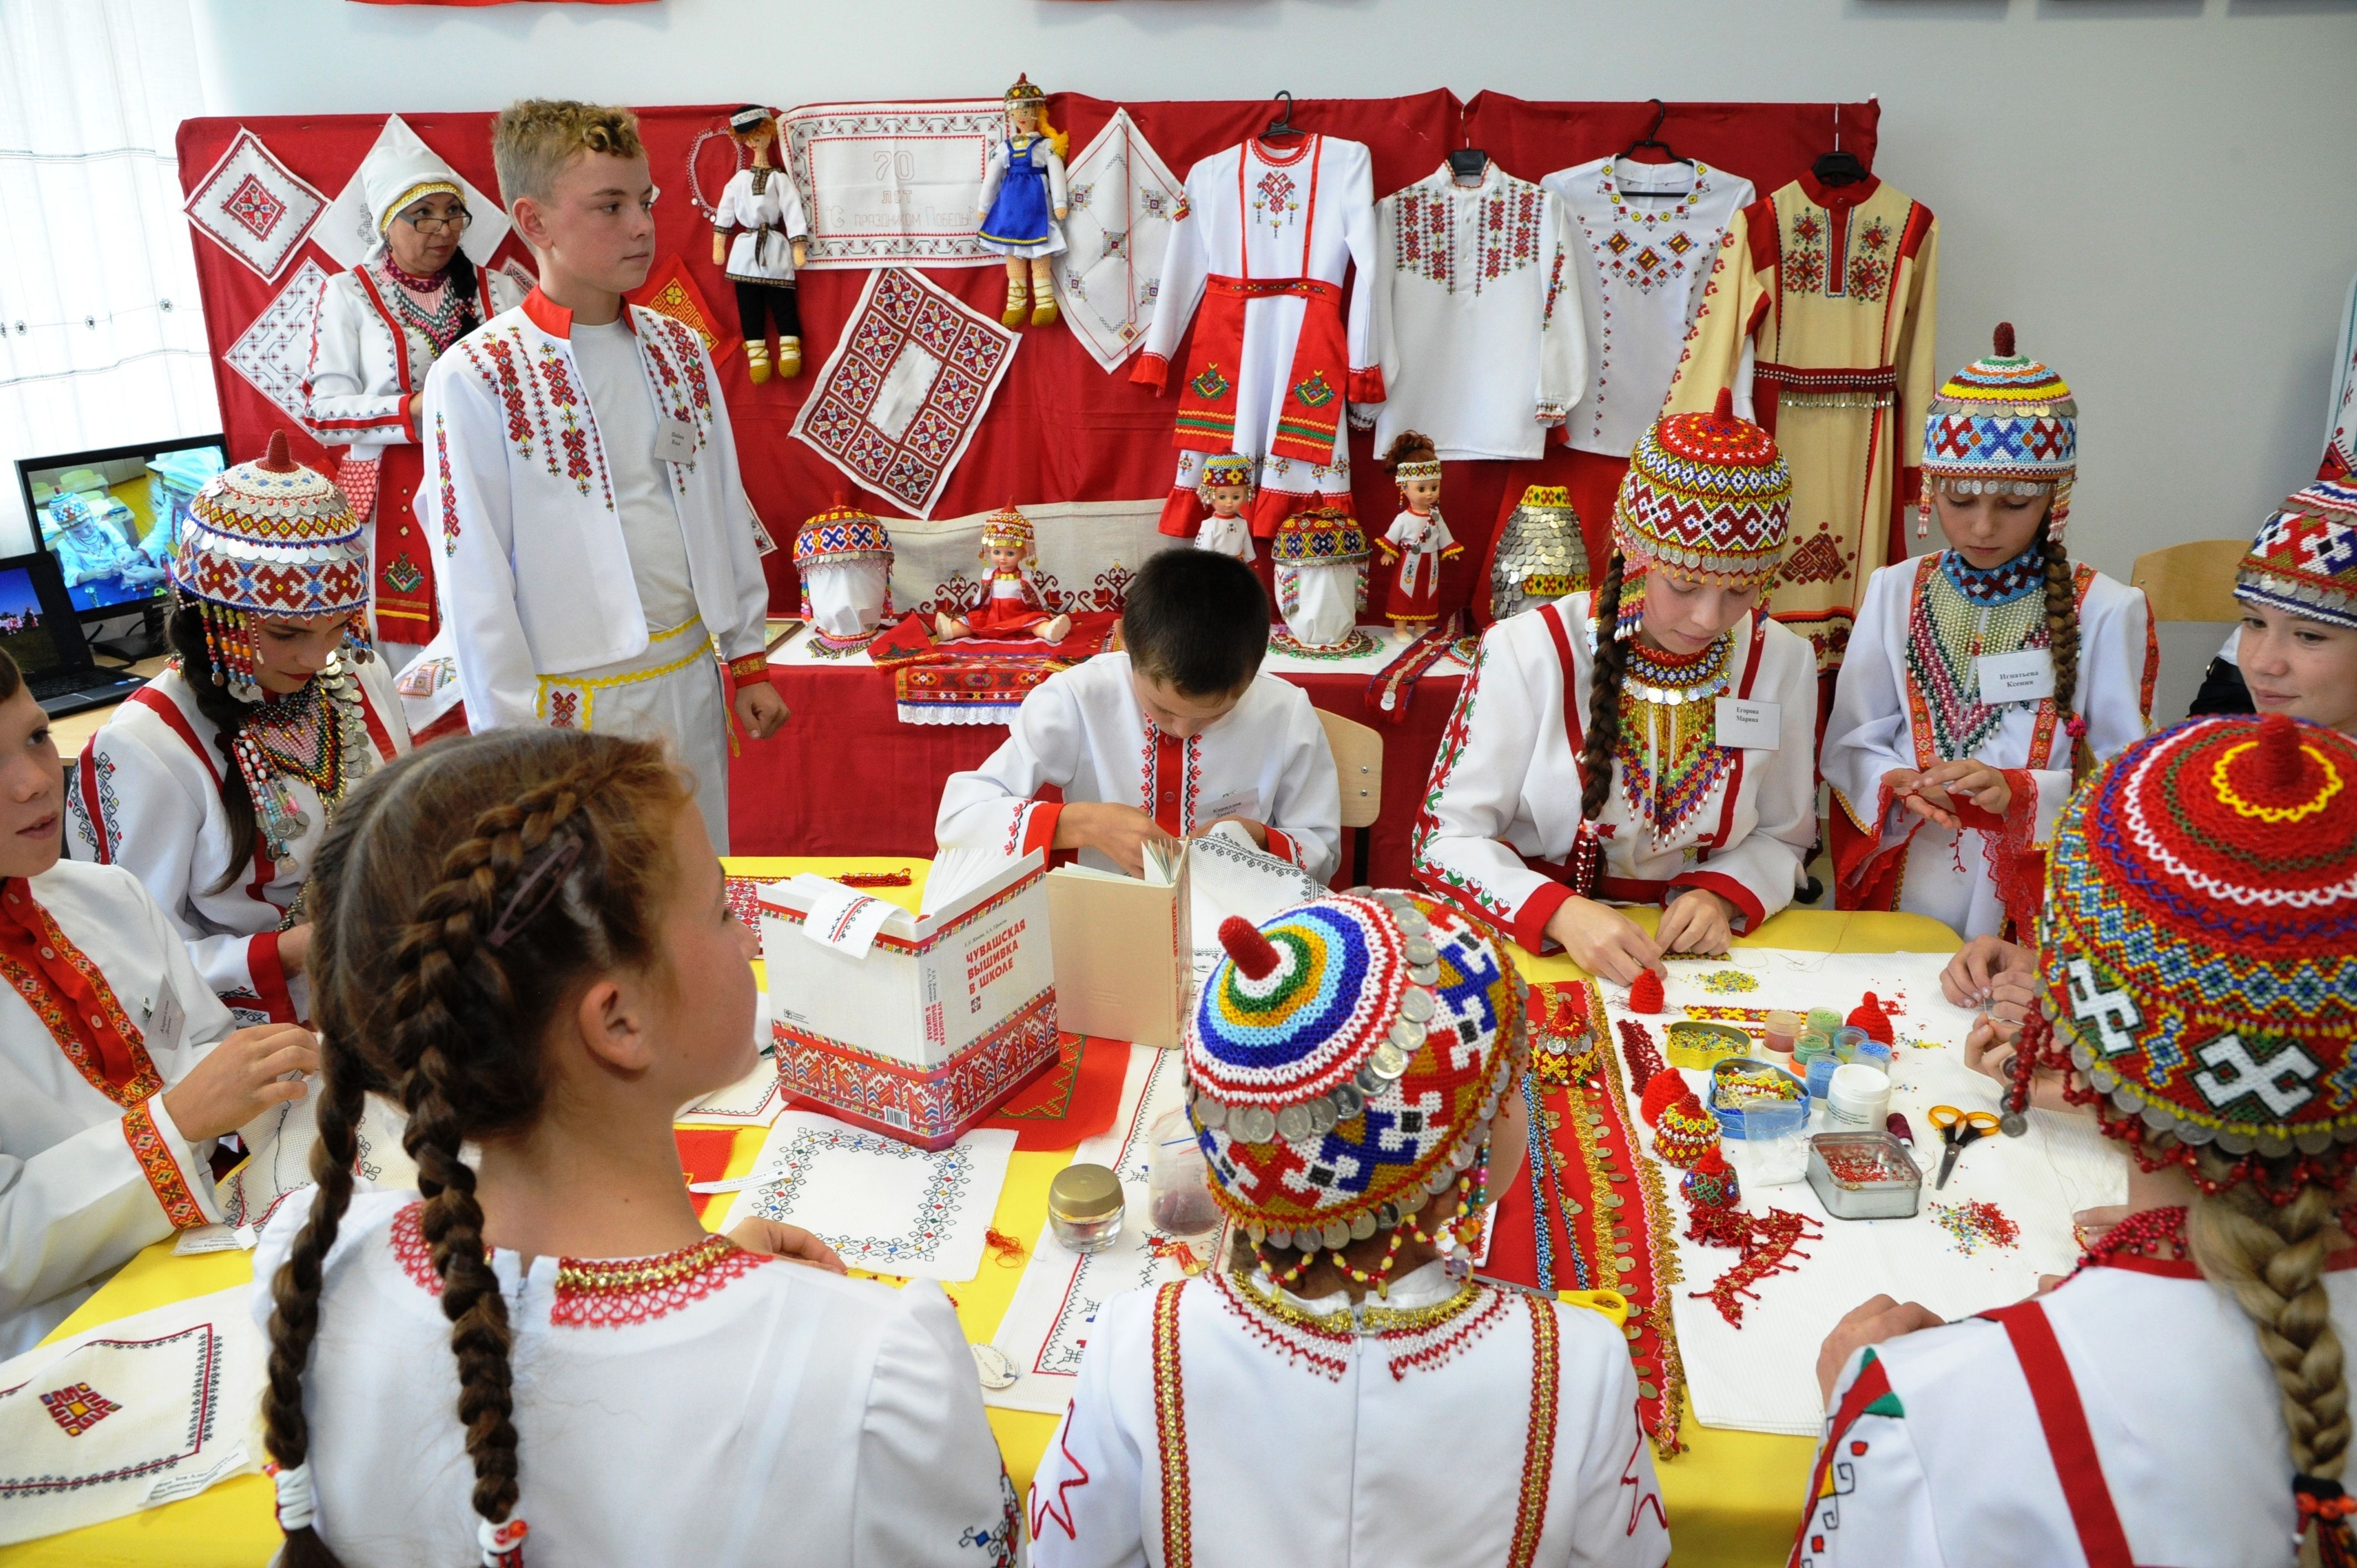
[1375,431,1459,641]
[1193,451,1255,563]
[709,106,811,383]
[974,74,1068,329]
[934,503,1072,644]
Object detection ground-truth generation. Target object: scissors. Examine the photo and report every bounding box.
[1927,1105,2000,1190]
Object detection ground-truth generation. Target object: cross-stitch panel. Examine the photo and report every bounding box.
[183,128,325,283]
[222,257,330,430]
[1050,109,1183,374]
[790,267,1020,519]
[718,1111,1016,1281]
[781,100,1004,270]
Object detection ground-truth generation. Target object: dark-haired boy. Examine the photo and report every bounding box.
[934,549,1340,882]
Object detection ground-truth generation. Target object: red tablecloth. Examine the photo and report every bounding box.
[728,662,1463,889]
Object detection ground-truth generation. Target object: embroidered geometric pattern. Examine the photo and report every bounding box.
[1408,634,1523,930]
[1618,632,1735,846]
[1151,1280,1195,1568]
[122,1102,209,1230]
[550,1234,774,1327]
[183,128,325,282]
[1614,400,1792,590]
[1903,551,2049,764]
[224,259,333,429]
[2238,480,2357,630]
[1778,528,1847,587]
[390,1200,441,1293]
[1393,176,1546,295]
[40,1382,122,1438]
[735,1123,989,1271]
[0,902,161,1108]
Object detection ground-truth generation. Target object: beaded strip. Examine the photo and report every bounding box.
[1618,634,1733,847]
[549,1234,773,1327]
[1521,1070,1558,1293]
[1151,1280,1194,1568]
[1505,1296,1562,1568]
[1904,551,2047,764]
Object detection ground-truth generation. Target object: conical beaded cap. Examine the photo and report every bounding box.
[174,432,369,618]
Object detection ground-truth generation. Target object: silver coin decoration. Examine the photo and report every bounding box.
[1234,1105,1278,1144]
[1195,1095,1228,1130]
[1276,1103,1314,1142]
[1400,988,1435,1023]
[1332,1082,1365,1118]
[1308,1097,1339,1134]
[1370,1041,1409,1080]
[1349,1210,1377,1240]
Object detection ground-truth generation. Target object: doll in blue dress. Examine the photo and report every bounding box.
[974,74,1068,329]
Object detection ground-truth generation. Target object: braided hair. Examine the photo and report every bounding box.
[2037,514,2089,780]
[260,729,688,1567]
[1577,549,1630,822]
[165,602,263,894]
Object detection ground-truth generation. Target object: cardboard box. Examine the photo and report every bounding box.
[761,853,1058,1149]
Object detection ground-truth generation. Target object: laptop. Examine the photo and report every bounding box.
[0,551,148,717]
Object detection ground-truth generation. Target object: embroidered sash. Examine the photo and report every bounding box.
[0,880,161,1107]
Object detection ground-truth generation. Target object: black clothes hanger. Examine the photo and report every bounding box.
[1813,102,1869,188]
[1619,99,1694,171]
[1261,90,1305,145]
[1447,128,1490,183]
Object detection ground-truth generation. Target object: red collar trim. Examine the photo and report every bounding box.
[1253,134,1313,168]
[521,288,636,341]
[1798,169,1881,210]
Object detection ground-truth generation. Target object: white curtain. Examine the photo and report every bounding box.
[0,0,218,558]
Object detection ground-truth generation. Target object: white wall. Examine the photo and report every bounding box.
[188,0,2357,720]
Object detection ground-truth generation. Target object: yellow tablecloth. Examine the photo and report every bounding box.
[2,858,1957,1568]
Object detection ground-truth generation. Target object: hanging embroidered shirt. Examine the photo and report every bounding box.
[1133,136,1382,538]
[934,651,1342,884]
[1368,162,1587,461]
[0,861,238,1355]
[1028,1262,1668,1568]
[1664,174,1939,678]
[253,1187,1018,1566]
[66,659,410,1024]
[1542,156,1757,460]
[1411,591,1817,953]
[1821,551,2154,940]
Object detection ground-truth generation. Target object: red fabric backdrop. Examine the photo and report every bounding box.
[174,94,1876,627]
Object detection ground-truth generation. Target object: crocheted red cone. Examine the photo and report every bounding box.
[1847,992,1895,1046]
[1627,969,1665,1014]
[1640,1066,1687,1127]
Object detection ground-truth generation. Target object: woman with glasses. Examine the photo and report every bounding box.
[306,133,528,669]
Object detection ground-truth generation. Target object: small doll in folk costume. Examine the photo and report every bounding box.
[1028,891,1669,1566]
[1193,452,1256,562]
[1822,324,2153,941]
[793,495,894,653]
[709,105,812,382]
[1801,714,2357,1568]
[1374,431,1460,641]
[974,74,1068,329]
[934,503,1072,644]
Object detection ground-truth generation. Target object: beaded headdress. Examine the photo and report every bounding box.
[979,501,1035,559]
[1612,389,1792,592]
[2237,479,2357,631]
[45,492,97,533]
[1197,452,1255,499]
[2026,714,2357,1199]
[1269,503,1369,564]
[1003,73,1046,106]
[1490,483,1588,621]
[728,105,776,136]
[1187,890,1527,1294]
[174,431,372,704]
[792,495,894,571]
[1919,322,2078,541]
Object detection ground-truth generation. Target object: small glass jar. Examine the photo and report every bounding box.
[1832,1025,1869,1064]
[1761,1008,1802,1059]
[1793,1029,1832,1065]
[1048,1163,1125,1254]
[1805,1007,1844,1040]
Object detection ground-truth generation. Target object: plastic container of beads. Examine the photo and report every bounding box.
[1708,1058,1807,1138]
[1832,1025,1870,1064]
[1806,1131,1923,1220]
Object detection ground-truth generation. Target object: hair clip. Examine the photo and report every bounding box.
[485,826,584,948]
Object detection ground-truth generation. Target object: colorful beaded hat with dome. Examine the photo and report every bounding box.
[45,492,97,533]
[793,496,894,572]
[1269,503,1369,564]
[1613,389,1792,592]
[1197,452,1255,501]
[1920,323,2079,541]
[2023,714,2357,1200]
[1186,890,1527,1294]
[979,501,1036,559]
[2237,480,2357,631]
[174,431,372,703]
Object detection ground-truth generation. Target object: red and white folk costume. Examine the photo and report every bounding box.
[305,138,524,660]
[66,441,409,1023]
[933,651,1341,885]
[1377,504,1458,626]
[1134,135,1382,539]
[1413,399,1815,952]
[418,290,772,854]
[1368,161,1587,461]
[0,861,239,1355]
[253,1186,1017,1566]
[1800,715,2357,1568]
[1030,893,1668,1568]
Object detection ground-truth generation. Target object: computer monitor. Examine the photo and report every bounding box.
[0,560,67,678]
[12,434,225,621]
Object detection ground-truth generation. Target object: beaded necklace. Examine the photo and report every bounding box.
[231,661,374,860]
[1213,1265,1502,1381]
[372,254,472,358]
[1616,632,1733,846]
[1904,547,2049,762]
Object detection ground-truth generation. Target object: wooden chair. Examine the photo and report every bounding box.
[1315,708,1383,888]
[2129,538,2248,623]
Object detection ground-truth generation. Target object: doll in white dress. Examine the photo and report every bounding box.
[710,106,811,382]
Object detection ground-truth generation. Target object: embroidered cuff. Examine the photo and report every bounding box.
[1534,401,1569,422]
[728,653,771,690]
[1020,801,1063,858]
[126,1095,218,1230]
[248,931,297,1025]
[1512,879,1574,957]
[1666,871,1767,934]
[1347,366,1386,405]
[1129,352,1170,394]
[1263,826,1299,868]
[1952,800,2008,835]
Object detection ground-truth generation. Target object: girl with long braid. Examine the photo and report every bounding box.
[1412,392,1818,982]
[1798,713,2357,1567]
[66,435,410,1023]
[253,728,1013,1567]
[1823,325,2155,941]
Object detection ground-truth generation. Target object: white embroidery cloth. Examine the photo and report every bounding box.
[790,268,1020,519]
[182,127,325,282]
[1598,948,2127,1436]
[982,1043,1190,1413]
[1049,110,1184,373]
[780,100,1007,270]
[223,258,331,429]
[177,1091,417,1255]
[715,1112,1016,1281]
[0,1286,264,1545]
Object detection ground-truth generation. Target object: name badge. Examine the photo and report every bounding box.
[1976,649,2055,704]
[655,418,697,463]
[145,979,185,1056]
[1713,697,1780,750]
[1197,787,1261,824]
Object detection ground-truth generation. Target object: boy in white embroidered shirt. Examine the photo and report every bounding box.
[935,549,1342,884]
[420,101,786,855]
